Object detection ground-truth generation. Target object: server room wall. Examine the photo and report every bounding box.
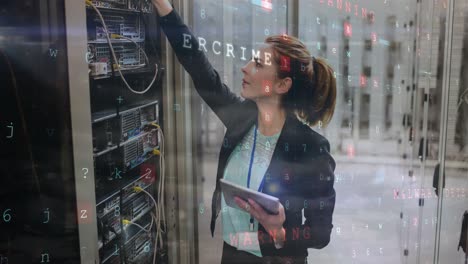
[1,0,468,264]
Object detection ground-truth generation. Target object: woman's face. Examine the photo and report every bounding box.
[241,44,281,100]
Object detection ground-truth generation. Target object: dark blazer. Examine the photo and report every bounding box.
[159,8,336,263]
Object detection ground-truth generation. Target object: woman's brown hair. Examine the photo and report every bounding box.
[265,34,336,128]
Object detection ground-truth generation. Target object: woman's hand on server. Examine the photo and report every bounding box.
[151,0,173,17]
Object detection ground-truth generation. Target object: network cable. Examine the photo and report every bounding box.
[150,122,167,230]
[134,186,160,264]
[151,212,158,264]
[134,122,166,264]
[122,213,154,233]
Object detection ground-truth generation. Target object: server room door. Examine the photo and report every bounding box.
[398,0,443,262]
[400,0,468,262]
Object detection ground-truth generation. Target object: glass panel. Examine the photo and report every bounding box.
[438,0,468,263]
[297,0,422,263]
[402,0,446,262]
[0,1,80,263]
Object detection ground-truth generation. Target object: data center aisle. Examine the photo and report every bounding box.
[199,152,467,264]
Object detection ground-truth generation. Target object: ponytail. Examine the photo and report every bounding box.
[298,56,336,128]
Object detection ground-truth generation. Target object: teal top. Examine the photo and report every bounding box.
[221,124,281,257]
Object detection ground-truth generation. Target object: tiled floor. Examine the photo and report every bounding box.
[197,153,468,264]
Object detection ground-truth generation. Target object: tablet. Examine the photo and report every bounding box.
[220,178,280,215]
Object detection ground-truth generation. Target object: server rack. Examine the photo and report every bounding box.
[67,0,168,263]
[86,1,167,263]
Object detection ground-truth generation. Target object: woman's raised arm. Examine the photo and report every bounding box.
[153,0,243,128]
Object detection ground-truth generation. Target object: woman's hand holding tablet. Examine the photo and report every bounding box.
[220,179,287,247]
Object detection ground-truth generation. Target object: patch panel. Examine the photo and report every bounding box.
[88,11,145,43]
[91,0,127,10]
[88,42,145,72]
[128,0,154,13]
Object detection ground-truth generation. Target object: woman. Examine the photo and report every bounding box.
[153,1,337,263]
